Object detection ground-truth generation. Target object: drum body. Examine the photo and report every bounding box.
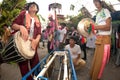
[1,31,35,63]
[1,36,25,63]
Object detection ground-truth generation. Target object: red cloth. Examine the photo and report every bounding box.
[81,36,85,44]
[19,52,39,80]
[98,44,110,79]
[91,23,95,34]
[12,10,41,80]
[48,20,55,33]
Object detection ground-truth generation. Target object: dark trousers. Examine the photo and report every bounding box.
[0,42,3,50]
[80,43,87,60]
[47,41,53,53]
[19,52,39,80]
[41,40,45,47]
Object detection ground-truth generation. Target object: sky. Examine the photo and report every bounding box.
[27,0,120,19]
[0,0,120,19]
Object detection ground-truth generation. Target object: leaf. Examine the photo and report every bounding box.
[0,0,26,36]
[38,14,45,21]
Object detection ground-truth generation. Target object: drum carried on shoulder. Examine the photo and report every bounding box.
[77,18,95,37]
[0,31,35,63]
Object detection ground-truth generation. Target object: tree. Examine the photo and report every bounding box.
[67,13,84,29]
[0,0,26,35]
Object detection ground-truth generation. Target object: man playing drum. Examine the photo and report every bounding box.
[12,2,41,80]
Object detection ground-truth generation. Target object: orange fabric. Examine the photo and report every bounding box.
[2,28,11,44]
[25,12,40,29]
[90,35,111,80]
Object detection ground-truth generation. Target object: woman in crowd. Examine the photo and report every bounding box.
[89,0,112,80]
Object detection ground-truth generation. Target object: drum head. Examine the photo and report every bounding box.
[77,18,94,37]
[14,32,35,59]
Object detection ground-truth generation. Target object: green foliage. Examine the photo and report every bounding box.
[1,0,26,11]
[38,14,45,22]
[0,0,26,35]
[67,13,85,29]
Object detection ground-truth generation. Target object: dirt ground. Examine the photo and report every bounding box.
[0,42,120,80]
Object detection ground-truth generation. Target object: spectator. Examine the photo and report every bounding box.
[65,36,86,70]
[1,24,11,46]
[40,30,46,48]
[59,23,67,43]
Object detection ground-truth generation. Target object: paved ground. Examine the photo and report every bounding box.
[0,42,120,80]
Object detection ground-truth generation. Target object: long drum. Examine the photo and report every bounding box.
[1,31,35,63]
[77,18,95,37]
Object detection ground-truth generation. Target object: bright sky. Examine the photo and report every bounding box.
[26,0,120,19]
[0,0,120,19]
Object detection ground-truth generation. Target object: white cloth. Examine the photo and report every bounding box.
[96,8,112,35]
[59,28,67,42]
[29,17,35,38]
[86,35,96,48]
[65,44,81,59]
[116,32,118,39]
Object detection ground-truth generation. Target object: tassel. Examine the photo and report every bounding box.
[91,23,95,34]
[81,36,85,44]
[87,23,95,34]
[87,24,92,34]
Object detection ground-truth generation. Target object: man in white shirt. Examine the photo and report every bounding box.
[65,36,86,70]
[59,23,67,43]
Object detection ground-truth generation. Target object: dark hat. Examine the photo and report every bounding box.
[26,2,39,13]
[69,36,76,42]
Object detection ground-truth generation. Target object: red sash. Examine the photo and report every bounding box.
[98,44,110,79]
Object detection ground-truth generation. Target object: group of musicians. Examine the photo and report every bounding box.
[0,0,114,80]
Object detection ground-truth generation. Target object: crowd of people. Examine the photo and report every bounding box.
[0,0,120,80]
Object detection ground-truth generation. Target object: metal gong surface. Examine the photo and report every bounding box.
[77,18,94,37]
